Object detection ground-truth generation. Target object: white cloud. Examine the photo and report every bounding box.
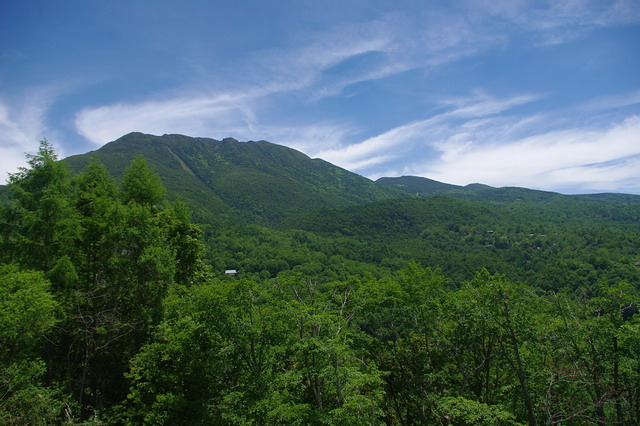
[0,91,64,184]
[73,4,555,171]
[313,119,428,171]
[330,90,640,194]
[220,10,509,103]
[284,0,640,97]
[317,93,542,172]
[470,0,640,45]
[580,90,640,112]
[548,156,640,191]
[415,114,640,193]
[71,0,637,143]
[236,19,396,100]
[74,88,362,163]
[441,92,544,118]
[75,92,260,145]
[259,122,358,154]
[72,20,399,146]
[67,2,640,195]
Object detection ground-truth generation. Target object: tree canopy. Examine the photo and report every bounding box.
[1,140,639,424]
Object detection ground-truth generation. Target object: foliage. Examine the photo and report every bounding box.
[2,138,640,423]
[63,132,403,226]
[0,142,207,422]
[434,397,522,425]
[0,265,61,424]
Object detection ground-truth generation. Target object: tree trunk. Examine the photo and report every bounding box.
[613,336,622,424]
[507,327,537,426]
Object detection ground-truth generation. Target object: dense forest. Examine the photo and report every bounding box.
[1,139,639,425]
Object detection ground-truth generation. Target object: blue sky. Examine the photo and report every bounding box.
[1,0,639,193]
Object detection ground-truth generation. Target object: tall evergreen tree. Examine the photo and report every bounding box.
[120,156,165,207]
[0,265,61,424]
[1,139,80,277]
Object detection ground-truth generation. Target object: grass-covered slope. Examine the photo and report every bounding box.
[63,133,404,225]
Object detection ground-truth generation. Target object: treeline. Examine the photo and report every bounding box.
[0,142,205,423]
[116,266,639,425]
[1,142,639,424]
[213,196,640,290]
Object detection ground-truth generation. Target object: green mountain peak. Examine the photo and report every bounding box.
[64,133,404,225]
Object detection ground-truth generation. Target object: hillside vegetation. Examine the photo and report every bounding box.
[377,175,640,203]
[1,136,639,425]
[64,133,403,225]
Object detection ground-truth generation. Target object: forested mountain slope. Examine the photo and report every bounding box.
[378,175,640,203]
[280,195,640,285]
[63,133,403,225]
[376,175,463,195]
[3,138,640,424]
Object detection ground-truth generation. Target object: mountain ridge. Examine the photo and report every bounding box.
[376,175,640,203]
[5,135,639,219]
[62,132,405,225]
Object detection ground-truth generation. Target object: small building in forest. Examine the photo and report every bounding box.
[225,269,238,276]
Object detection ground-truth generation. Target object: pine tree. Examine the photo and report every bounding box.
[1,139,80,278]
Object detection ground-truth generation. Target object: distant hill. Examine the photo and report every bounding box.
[377,175,640,203]
[7,138,639,231]
[63,133,404,225]
[376,176,462,195]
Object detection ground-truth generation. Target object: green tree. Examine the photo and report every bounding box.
[121,157,165,206]
[71,158,179,414]
[446,270,540,425]
[434,396,522,425]
[545,282,639,424]
[274,277,385,424]
[122,279,284,424]
[359,264,450,424]
[0,139,80,277]
[0,265,61,424]
[2,146,207,421]
[122,283,230,424]
[477,271,539,425]
[158,201,208,286]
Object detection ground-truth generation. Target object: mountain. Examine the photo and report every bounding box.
[63,133,404,225]
[376,176,462,195]
[376,176,565,201]
[377,175,640,203]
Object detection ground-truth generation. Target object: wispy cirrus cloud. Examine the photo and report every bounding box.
[580,89,640,112]
[317,92,543,172]
[72,0,638,142]
[386,92,640,194]
[61,1,640,194]
[70,7,516,145]
[0,89,66,183]
[335,88,640,194]
[547,154,640,192]
[424,115,640,193]
[313,119,426,170]
[75,92,260,145]
[75,88,359,157]
[258,122,358,154]
[73,22,396,145]
[469,0,640,45]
